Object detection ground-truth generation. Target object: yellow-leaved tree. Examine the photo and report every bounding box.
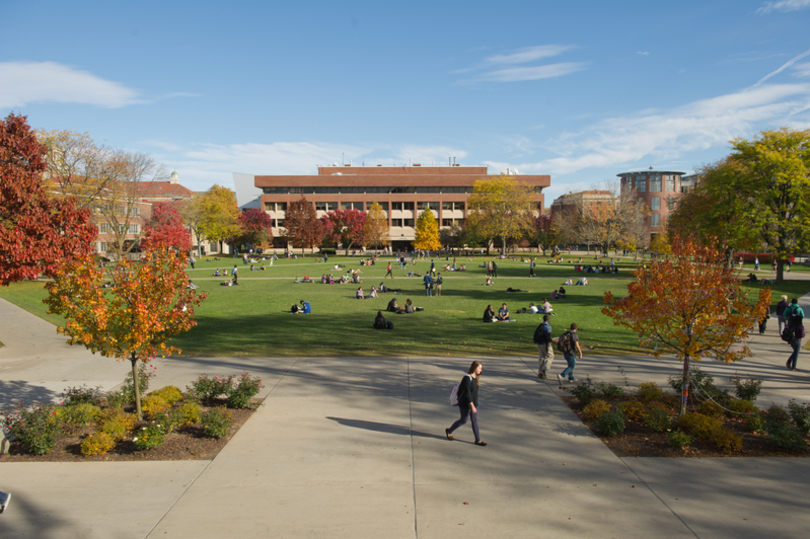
[467,176,536,255]
[412,209,441,251]
[363,201,390,253]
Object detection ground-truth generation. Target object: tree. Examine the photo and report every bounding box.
[320,209,367,254]
[180,194,206,257]
[602,238,770,415]
[566,183,647,254]
[412,209,441,251]
[236,208,273,248]
[649,229,672,256]
[730,128,810,282]
[44,248,207,419]
[37,129,112,209]
[363,202,390,253]
[467,176,537,255]
[141,202,192,251]
[529,214,558,255]
[0,113,96,286]
[196,185,240,254]
[283,197,322,255]
[668,158,759,267]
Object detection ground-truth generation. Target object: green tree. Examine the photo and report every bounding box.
[730,128,810,282]
[363,202,390,253]
[412,209,441,251]
[45,249,207,420]
[196,185,240,254]
[467,176,536,255]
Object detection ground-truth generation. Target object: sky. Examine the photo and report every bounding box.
[2,0,810,204]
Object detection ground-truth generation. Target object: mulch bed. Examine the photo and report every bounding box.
[562,396,809,458]
[0,402,258,462]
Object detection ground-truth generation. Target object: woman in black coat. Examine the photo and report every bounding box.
[446,361,486,446]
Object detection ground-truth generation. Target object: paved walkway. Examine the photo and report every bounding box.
[1,295,810,538]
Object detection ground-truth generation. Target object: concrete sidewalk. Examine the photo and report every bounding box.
[1,297,810,537]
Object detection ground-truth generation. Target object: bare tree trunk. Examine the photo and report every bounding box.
[680,354,690,417]
[131,355,143,421]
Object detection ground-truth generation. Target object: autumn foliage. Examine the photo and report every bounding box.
[283,197,323,254]
[321,209,367,254]
[44,248,207,419]
[141,202,192,251]
[0,113,96,285]
[236,208,274,247]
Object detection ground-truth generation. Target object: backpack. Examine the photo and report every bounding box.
[557,331,573,353]
[533,323,549,344]
[449,374,471,406]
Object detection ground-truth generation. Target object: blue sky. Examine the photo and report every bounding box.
[2,0,810,203]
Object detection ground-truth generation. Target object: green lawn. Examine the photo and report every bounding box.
[2,254,808,358]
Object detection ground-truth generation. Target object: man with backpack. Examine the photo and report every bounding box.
[785,298,805,371]
[533,314,554,378]
[556,323,583,384]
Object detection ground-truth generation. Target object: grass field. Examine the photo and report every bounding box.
[1,253,808,358]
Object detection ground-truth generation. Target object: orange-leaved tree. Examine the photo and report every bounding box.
[602,237,770,415]
[44,248,207,419]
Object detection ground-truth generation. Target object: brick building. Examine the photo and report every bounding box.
[549,190,615,221]
[616,169,686,244]
[254,164,551,249]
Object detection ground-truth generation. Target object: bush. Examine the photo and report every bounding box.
[121,362,157,403]
[566,378,596,406]
[104,390,130,410]
[594,409,626,437]
[744,412,764,433]
[593,381,624,398]
[227,373,265,409]
[617,400,645,421]
[141,395,171,418]
[697,400,724,419]
[726,398,756,416]
[201,407,233,439]
[659,394,681,412]
[57,403,101,426]
[765,422,808,453]
[133,421,166,450]
[4,404,60,455]
[150,386,184,405]
[187,374,235,403]
[582,399,611,421]
[668,367,730,404]
[677,413,724,439]
[709,427,743,453]
[637,382,663,403]
[643,403,672,432]
[730,375,762,402]
[62,385,105,407]
[168,402,201,427]
[764,405,790,427]
[81,432,115,456]
[667,430,693,449]
[788,400,810,437]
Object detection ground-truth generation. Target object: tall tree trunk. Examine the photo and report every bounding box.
[680,355,690,417]
[131,355,143,421]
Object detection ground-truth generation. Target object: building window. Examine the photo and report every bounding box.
[651,197,660,211]
[442,202,453,211]
[314,187,340,194]
[263,187,289,194]
[367,186,390,194]
[98,223,112,233]
[276,219,285,227]
[340,202,364,210]
[666,197,675,210]
[315,202,327,211]
[417,201,439,211]
[129,224,139,234]
[664,175,675,192]
[390,187,416,194]
[403,219,414,227]
[651,213,660,226]
[98,242,106,252]
[277,202,287,212]
[370,202,388,212]
[391,202,414,211]
[650,175,661,192]
[416,187,441,193]
[340,186,363,194]
[443,186,470,193]
[635,177,646,193]
[442,219,454,227]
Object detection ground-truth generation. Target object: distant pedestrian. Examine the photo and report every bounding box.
[534,314,554,379]
[430,259,436,277]
[492,261,498,277]
[557,323,583,383]
[189,256,196,269]
[776,295,790,336]
[754,257,760,271]
[446,361,487,446]
[529,257,536,278]
[786,319,805,371]
[385,262,393,279]
[435,273,443,296]
[423,273,433,296]
[0,490,10,514]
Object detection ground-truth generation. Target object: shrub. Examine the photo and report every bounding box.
[659,394,681,412]
[104,390,130,410]
[765,422,808,453]
[764,405,790,427]
[57,403,102,426]
[62,385,105,407]
[227,373,265,409]
[667,430,693,449]
[4,404,60,455]
[677,413,724,439]
[566,378,596,406]
[730,375,762,402]
[121,362,157,403]
[187,374,235,403]
[594,409,626,437]
[81,432,115,456]
[617,400,645,421]
[697,400,724,419]
[668,367,730,404]
[637,382,663,403]
[593,381,624,398]
[133,421,166,450]
[744,412,764,433]
[787,400,810,437]
[726,398,756,416]
[168,402,201,427]
[709,427,743,453]
[99,417,133,441]
[201,407,233,439]
[141,395,171,418]
[582,399,611,421]
[643,403,673,432]
[150,386,184,405]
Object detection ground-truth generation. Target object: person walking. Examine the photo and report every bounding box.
[385,262,394,279]
[446,361,487,446]
[492,261,498,278]
[189,256,196,269]
[430,259,436,277]
[776,295,790,336]
[0,490,10,514]
[423,273,433,296]
[529,257,536,278]
[557,323,583,383]
[435,273,443,296]
[534,314,554,378]
[787,318,805,371]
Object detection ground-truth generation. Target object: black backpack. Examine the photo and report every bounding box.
[533,324,548,344]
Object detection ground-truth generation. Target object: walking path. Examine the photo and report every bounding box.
[1,294,809,538]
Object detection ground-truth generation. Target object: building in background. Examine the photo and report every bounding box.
[254,164,551,249]
[549,190,615,221]
[616,169,686,245]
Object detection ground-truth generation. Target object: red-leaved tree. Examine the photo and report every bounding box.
[141,202,192,251]
[321,209,367,254]
[1,113,96,285]
[284,197,323,255]
[236,208,273,248]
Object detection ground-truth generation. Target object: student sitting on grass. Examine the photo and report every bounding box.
[387,297,405,313]
[483,304,496,323]
[297,300,311,314]
[373,311,394,330]
[497,303,511,321]
[356,287,364,299]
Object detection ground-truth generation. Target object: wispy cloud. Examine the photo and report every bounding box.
[637,51,650,56]
[0,61,142,109]
[792,62,810,78]
[757,0,810,14]
[499,83,810,176]
[754,47,810,86]
[455,44,585,84]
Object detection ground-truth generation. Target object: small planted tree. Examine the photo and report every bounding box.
[44,248,207,419]
[412,209,441,251]
[602,238,770,415]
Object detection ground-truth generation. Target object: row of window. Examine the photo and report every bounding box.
[94,205,140,218]
[648,197,678,211]
[626,175,680,194]
[262,186,475,195]
[98,223,139,234]
[265,201,467,213]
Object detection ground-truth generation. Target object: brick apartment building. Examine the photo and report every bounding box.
[254,164,551,249]
[549,190,615,221]
[616,169,686,244]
